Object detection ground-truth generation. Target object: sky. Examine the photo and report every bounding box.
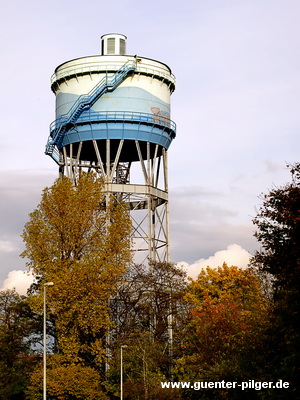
[0,0,299,294]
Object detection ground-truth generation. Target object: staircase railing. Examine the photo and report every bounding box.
[45,59,136,161]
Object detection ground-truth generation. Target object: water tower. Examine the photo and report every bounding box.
[45,34,176,263]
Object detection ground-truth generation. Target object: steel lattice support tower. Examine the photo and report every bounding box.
[46,34,176,263]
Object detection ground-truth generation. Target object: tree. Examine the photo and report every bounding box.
[0,289,37,400]
[175,264,270,399]
[21,173,132,398]
[106,262,187,399]
[25,356,108,400]
[251,163,300,398]
[110,262,187,343]
[110,332,182,400]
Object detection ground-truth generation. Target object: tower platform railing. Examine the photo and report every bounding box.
[50,111,176,133]
[51,58,176,89]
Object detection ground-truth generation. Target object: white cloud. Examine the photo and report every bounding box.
[179,244,251,280]
[0,240,14,252]
[1,270,35,295]
[0,170,56,285]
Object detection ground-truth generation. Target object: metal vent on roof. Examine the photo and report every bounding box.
[120,39,126,55]
[101,33,127,55]
[107,38,115,54]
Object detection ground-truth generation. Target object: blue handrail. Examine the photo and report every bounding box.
[49,111,176,133]
[46,111,176,163]
[45,59,136,160]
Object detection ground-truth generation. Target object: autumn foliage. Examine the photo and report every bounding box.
[1,164,299,399]
[251,163,300,396]
[20,173,132,399]
[176,264,269,392]
[25,358,108,400]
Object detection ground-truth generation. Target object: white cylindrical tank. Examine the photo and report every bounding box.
[52,55,175,121]
[47,34,176,161]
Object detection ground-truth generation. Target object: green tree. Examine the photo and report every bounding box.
[21,173,132,399]
[251,163,300,398]
[106,332,182,400]
[0,289,37,400]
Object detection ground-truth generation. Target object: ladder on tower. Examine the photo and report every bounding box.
[45,59,137,163]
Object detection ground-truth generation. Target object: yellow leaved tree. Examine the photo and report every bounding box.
[21,173,132,399]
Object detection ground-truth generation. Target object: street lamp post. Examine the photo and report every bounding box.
[43,282,54,400]
[120,345,128,400]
